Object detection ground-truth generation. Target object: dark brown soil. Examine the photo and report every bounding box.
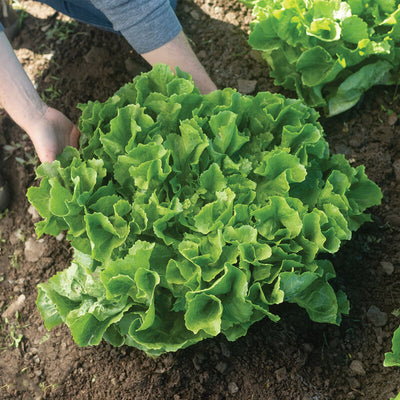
[1,1,400,399]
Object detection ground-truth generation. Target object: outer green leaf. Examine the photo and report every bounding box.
[328,60,392,115]
[164,119,209,174]
[342,16,369,43]
[384,325,400,367]
[296,46,344,87]
[280,271,346,324]
[209,111,250,155]
[185,293,223,335]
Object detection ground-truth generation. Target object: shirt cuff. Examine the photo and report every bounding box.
[90,0,182,54]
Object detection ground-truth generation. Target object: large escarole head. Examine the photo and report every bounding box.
[28,64,382,356]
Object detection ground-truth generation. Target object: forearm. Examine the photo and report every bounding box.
[0,31,47,134]
[141,31,217,94]
[89,1,216,94]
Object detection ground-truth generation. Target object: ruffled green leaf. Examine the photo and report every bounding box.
[209,111,250,156]
[185,293,223,335]
[280,271,347,325]
[164,118,209,174]
[252,197,303,241]
[342,16,369,43]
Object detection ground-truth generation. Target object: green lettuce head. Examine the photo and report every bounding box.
[27,64,382,356]
[241,0,400,115]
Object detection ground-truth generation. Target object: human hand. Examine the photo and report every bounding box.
[0,32,80,163]
[27,106,80,163]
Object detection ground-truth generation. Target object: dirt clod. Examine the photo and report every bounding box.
[2,294,26,319]
[24,237,46,262]
[237,78,257,94]
[349,360,366,377]
[380,261,395,275]
[28,204,40,221]
[228,382,239,394]
[366,305,388,327]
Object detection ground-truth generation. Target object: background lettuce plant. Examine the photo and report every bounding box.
[27,64,382,356]
[240,0,400,115]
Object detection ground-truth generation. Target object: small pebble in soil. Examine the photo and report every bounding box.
[2,294,26,319]
[237,78,257,94]
[349,360,366,376]
[228,381,239,394]
[24,237,45,262]
[56,232,65,242]
[366,305,388,327]
[190,9,201,20]
[380,261,394,275]
[28,204,40,221]
[274,366,287,383]
[154,364,166,374]
[197,50,207,59]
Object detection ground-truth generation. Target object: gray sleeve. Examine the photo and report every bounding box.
[0,22,4,32]
[89,0,182,54]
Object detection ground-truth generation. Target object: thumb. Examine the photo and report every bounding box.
[68,125,81,149]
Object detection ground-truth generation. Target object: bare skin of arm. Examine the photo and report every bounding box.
[0,31,80,162]
[142,31,217,94]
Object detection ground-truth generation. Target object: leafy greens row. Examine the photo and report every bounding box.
[27,64,382,356]
[240,0,400,115]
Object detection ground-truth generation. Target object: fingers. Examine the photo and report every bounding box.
[31,109,81,163]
